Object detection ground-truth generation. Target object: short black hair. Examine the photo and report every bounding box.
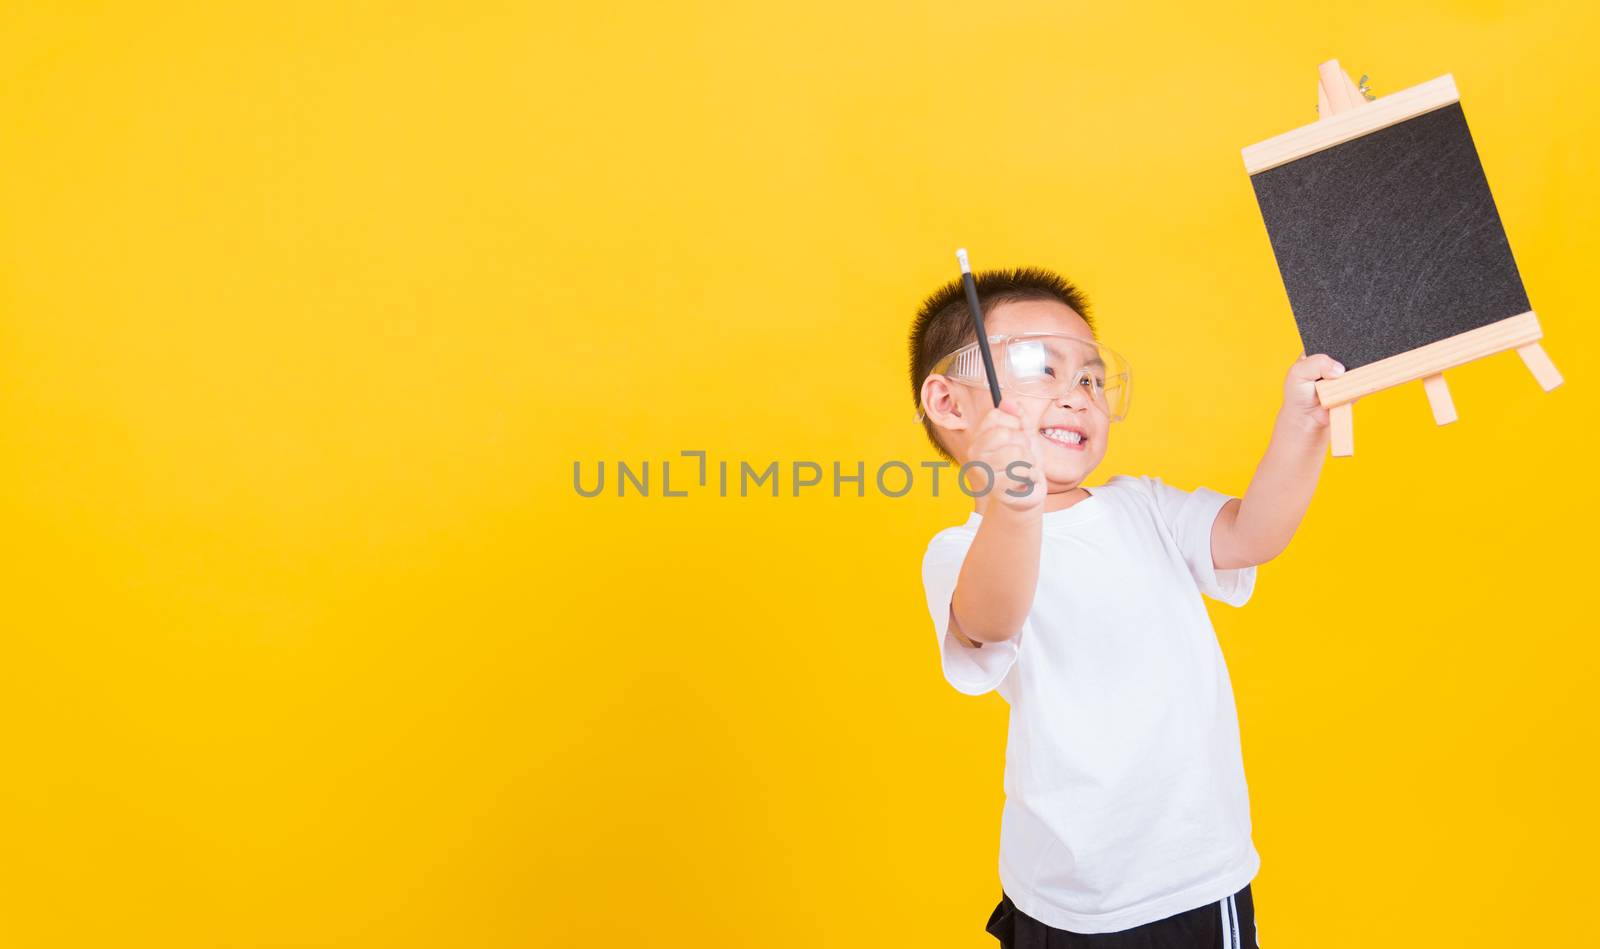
[908,266,1095,461]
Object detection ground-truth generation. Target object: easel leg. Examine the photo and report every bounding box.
[1516,342,1564,391]
[1329,403,1354,457]
[1421,373,1457,425]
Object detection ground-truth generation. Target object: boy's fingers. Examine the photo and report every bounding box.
[1297,353,1345,379]
[980,431,1031,460]
[974,428,1025,455]
[985,433,1028,457]
[998,397,1022,417]
[982,410,1022,433]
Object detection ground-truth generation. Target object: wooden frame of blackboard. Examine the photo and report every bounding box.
[1241,61,1563,456]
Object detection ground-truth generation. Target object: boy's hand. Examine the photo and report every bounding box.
[1282,353,1346,431]
[970,398,1045,514]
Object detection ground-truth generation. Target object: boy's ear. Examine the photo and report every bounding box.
[920,375,970,432]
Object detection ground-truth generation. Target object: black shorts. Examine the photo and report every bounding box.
[986,884,1259,948]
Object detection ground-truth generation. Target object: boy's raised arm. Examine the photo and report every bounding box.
[953,503,1044,645]
[1212,353,1345,570]
[950,399,1047,645]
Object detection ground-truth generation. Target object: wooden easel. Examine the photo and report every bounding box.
[1300,60,1564,456]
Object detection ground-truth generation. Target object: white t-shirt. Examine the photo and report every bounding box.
[920,474,1260,934]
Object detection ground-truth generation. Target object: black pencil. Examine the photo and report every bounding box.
[956,248,1002,407]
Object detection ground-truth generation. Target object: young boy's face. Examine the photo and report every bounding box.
[944,299,1111,494]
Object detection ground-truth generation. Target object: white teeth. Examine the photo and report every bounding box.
[1041,427,1084,445]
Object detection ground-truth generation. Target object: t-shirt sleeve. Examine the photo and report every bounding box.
[1144,476,1257,608]
[920,529,1023,696]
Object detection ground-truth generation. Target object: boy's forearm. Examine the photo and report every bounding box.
[1233,408,1329,562]
[951,505,1042,644]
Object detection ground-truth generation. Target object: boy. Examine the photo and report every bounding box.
[912,266,1343,947]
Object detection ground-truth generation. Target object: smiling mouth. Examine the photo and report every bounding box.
[1041,427,1088,450]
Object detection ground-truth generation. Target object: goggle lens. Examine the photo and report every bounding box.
[927,334,1132,422]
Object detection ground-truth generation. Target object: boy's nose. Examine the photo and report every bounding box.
[1056,388,1093,412]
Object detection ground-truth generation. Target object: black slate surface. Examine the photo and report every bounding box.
[1250,102,1529,370]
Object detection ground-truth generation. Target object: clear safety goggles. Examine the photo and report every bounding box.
[917,333,1133,422]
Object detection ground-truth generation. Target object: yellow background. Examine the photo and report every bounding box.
[2,2,1596,946]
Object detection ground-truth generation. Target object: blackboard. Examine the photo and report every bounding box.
[1249,102,1530,370]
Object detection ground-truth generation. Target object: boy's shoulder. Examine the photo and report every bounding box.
[921,512,981,559]
[1093,473,1193,507]
[1098,473,1182,493]
[1094,473,1147,495]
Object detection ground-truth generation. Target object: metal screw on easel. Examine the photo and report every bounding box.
[1317,72,1378,112]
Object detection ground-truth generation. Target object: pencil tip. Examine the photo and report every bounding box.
[955,248,971,273]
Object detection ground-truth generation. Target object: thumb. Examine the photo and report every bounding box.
[998,396,1021,417]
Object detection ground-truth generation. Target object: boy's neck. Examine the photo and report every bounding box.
[973,484,1093,516]
[1042,485,1093,513]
